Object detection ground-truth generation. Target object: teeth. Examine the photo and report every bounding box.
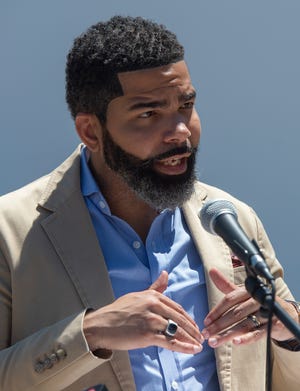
[163,158,181,166]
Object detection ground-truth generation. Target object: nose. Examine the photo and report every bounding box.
[163,121,191,144]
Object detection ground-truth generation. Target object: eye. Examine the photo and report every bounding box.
[180,101,194,110]
[138,110,155,118]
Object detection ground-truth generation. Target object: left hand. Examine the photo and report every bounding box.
[202,268,299,348]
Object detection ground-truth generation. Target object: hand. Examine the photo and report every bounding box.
[202,268,299,348]
[83,271,203,354]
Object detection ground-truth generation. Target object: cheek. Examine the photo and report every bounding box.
[189,114,201,146]
[128,139,161,160]
[108,126,160,160]
[106,122,161,160]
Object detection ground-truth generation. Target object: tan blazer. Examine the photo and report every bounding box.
[0,146,299,391]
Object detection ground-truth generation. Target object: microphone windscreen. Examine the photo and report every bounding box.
[199,199,237,234]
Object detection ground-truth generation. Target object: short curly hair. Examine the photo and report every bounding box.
[65,15,184,123]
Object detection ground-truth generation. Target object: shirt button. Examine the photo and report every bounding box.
[99,200,106,209]
[133,241,141,249]
[34,361,44,373]
[171,380,179,390]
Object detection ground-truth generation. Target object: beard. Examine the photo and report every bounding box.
[102,127,198,211]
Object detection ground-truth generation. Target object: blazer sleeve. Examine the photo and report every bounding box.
[249,207,300,390]
[0,249,110,391]
[272,344,300,391]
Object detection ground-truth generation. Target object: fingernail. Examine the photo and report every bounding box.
[209,337,218,347]
[202,329,210,339]
[233,337,241,344]
[193,344,203,353]
[204,317,212,327]
[195,334,204,343]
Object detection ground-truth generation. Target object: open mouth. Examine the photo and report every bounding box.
[154,153,190,175]
[162,157,183,166]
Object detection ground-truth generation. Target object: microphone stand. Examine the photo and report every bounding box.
[245,271,300,341]
[244,262,300,391]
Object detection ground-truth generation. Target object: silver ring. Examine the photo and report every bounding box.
[164,319,178,337]
[247,314,261,329]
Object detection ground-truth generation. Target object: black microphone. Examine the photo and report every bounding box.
[199,199,274,281]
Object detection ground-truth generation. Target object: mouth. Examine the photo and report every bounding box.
[154,153,191,175]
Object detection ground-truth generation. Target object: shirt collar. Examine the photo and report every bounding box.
[80,145,102,196]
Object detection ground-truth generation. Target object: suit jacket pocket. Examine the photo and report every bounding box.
[233,265,247,286]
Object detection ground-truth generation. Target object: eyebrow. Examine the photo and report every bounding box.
[127,90,197,111]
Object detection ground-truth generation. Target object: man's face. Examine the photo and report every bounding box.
[100,60,201,210]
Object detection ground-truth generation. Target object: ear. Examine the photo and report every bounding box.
[75,113,103,152]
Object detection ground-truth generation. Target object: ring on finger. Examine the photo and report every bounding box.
[247,314,261,329]
[164,319,178,337]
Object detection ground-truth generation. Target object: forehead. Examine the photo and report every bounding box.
[117,60,193,96]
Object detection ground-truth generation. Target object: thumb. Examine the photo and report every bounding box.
[149,270,168,293]
[209,267,237,294]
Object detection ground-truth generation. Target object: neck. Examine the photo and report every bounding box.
[89,157,159,242]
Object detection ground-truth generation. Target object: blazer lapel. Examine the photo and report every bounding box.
[40,190,115,310]
[183,183,234,307]
[38,147,114,310]
[38,147,136,390]
[183,183,234,391]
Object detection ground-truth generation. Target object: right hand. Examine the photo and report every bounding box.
[83,271,203,354]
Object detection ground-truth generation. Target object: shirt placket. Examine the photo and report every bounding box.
[147,212,184,391]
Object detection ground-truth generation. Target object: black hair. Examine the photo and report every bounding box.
[65,15,184,123]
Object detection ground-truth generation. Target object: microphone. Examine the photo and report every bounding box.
[199,199,274,281]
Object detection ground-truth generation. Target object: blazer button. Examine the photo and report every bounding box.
[49,353,58,364]
[34,361,45,373]
[56,348,67,360]
[43,357,53,369]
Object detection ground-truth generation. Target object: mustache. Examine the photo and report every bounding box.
[140,146,197,168]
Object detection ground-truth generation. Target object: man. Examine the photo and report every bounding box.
[0,15,299,391]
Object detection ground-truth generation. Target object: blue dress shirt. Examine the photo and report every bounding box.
[80,147,220,391]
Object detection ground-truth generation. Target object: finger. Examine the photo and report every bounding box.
[232,326,267,346]
[140,311,203,349]
[209,268,237,294]
[204,287,251,327]
[203,297,260,337]
[150,290,199,329]
[149,271,168,293]
[207,316,266,348]
[157,304,203,343]
[156,318,204,345]
[141,290,202,341]
[155,333,203,354]
[148,276,202,343]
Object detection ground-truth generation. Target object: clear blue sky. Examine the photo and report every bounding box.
[1,0,300,297]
